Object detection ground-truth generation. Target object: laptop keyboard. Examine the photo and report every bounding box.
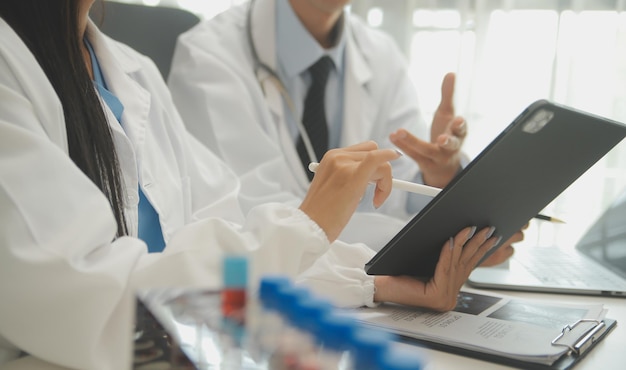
[516,247,626,290]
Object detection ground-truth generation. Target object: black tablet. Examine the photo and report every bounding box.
[365,100,626,278]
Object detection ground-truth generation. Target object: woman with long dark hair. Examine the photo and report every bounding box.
[0,1,499,368]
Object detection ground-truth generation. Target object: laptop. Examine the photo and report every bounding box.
[467,188,626,297]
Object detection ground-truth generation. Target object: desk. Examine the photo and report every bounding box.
[2,288,624,370]
[400,287,626,370]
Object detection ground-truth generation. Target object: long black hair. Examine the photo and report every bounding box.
[0,0,128,236]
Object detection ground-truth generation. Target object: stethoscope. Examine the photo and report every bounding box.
[245,0,320,166]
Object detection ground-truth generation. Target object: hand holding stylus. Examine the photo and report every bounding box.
[308,162,564,224]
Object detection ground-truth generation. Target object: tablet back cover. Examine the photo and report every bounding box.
[365,100,626,278]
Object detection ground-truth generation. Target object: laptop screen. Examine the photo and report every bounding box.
[576,189,626,279]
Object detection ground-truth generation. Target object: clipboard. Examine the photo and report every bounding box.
[395,318,617,370]
[365,100,626,278]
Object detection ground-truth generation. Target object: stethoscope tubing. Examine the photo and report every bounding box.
[245,0,320,166]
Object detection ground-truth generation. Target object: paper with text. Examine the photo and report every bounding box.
[350,290,607,365]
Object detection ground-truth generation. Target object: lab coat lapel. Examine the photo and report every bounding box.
[251,0,277,73]
[251,0,310,188]
[251,0,283,123]
[88,23,151,160]
[341,24,376,146]
[86,22,152,234]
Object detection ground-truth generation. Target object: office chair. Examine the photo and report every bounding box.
[89,1,201,79]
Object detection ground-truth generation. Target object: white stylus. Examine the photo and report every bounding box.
[307,162,442,198]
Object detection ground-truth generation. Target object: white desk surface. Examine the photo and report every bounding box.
[5,288,624,370]
[397,287,626,370]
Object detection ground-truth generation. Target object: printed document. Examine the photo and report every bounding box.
[350,289,607,365]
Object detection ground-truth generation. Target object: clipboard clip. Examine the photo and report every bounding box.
[551,319,607,356]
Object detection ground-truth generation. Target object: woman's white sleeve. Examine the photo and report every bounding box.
[296,240,379,308]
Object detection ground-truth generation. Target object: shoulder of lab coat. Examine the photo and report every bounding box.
[168,2,309,208]
[0,18,359,370]
[0,19,139,369]
[90,22,282,228]
[169,6,429,221]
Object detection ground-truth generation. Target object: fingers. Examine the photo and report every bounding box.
[479,245,514,267]
[505,229,525,245]
[317,142,400,181]
[323,145,400,199]
[466,227,502,268]
[435,227,479,278]
[438,72,456,114]
[429,226,491,311]
[373,226,502,311]
[442,226,500,275]
[436,133,461,152]
[431,72,459,148]
[391,120,464,163]
[450,117,467,141]
[449,226,475,269]
[436,117,467,151]
[301,142,401,242]
[335,140,379,153]
[478,226,526,266]
[358,162,396,209]
[390,129,438,160]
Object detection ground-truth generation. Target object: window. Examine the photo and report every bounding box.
[353,0,626,247]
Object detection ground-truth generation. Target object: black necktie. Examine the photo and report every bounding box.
[296,56,334,181]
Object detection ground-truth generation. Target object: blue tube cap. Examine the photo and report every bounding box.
[222,255,248,288]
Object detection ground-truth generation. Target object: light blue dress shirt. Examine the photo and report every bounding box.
[276,3,435,214]
[275,0,346,150]
[86,40,166,253]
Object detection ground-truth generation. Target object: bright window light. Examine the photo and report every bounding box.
[434,10,461,28]
[413,10,433,27]
[142,0,160,6]
[367,7,384,28]
[413,10,460,28]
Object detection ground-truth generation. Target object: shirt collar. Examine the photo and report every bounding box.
[276,0,347,78]
[84,38,125,123]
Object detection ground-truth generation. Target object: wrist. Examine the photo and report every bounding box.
[373,276,389,303]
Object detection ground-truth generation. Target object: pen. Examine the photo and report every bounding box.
[308,162,441,197]
[533,214,565,223]
[308,162,565,223]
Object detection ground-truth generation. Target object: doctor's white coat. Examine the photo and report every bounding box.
[0,19,378,370]
[169,0,431,248]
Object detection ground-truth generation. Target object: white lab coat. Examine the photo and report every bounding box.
[168,0,430,248]
[0,19,378,370]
